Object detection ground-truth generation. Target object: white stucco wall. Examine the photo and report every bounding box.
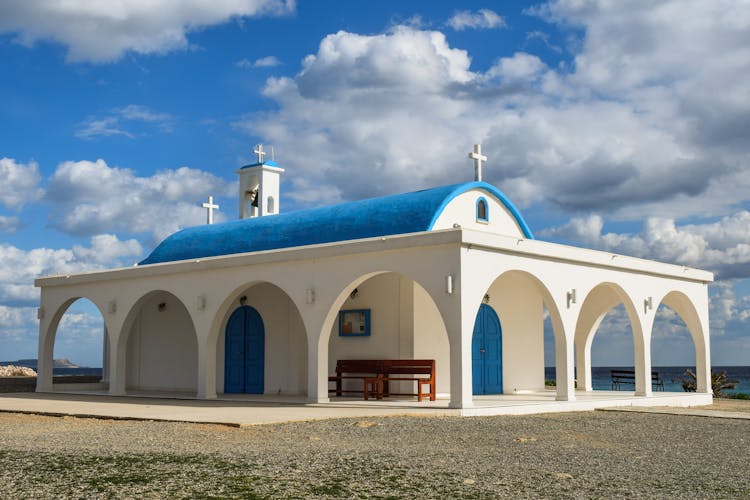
[126,291,198,392]
[431,190,525,237]
[215,283,307,395]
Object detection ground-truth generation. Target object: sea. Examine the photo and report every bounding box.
[545,366,750,395]
[5,364,750,394]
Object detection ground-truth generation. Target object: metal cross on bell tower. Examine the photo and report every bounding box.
[468,144,487,182]
[253,144,266,164]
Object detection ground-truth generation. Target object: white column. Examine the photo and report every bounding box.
[574,337,592,392]
[634,315,653,397]
[197,340,217,399]
[35,314,54,392]
[554,327,576,401]
[447,290,473,409]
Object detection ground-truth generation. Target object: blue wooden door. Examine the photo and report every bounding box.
[224,306,265,394]
[472,303,503,395]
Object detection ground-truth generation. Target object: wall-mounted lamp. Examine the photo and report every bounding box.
[350,288,359,300]
[483,293,490,304]
[197,295,206,311]
[567,289,577,308]
[644,296,653,314]
[239,295,247,306]
[306,288,316,304]
[157,302,166,312]
[445,274,454,295]
[37,306,45,320]
[108,300,117,315]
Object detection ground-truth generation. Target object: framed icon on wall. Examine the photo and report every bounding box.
[338,309,371,337]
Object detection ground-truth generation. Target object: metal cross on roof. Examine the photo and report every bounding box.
[468,144,487,182]
[253,144,266,163]
[201,195,219,224]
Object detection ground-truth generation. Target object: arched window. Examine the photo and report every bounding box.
[267,196,275,214]
[476,197,489,222]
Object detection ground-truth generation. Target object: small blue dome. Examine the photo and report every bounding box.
[139,181,533,265]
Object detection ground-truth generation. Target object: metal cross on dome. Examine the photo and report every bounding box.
[201,195,219,224]
[468,143,487,182]
[253,144,266,163]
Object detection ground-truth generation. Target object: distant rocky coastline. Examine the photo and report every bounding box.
[0,358,80,370]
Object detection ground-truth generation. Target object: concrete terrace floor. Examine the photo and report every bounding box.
[0,389,722,426]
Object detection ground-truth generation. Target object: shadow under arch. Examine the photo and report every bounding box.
[114,289,198,395]
[475,269,568,398]
[38,296,108,391]
[574,282,645,392]
[653,290,709,393]
[317,270,451,398]
[211,280,308,396]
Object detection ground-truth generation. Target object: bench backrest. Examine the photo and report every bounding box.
[335,359,435,378]
[335,359,380,375]
[379,359,434,377]
[611,369,662,382]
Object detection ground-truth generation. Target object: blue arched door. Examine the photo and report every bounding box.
[472,303,503,395]
[224,306,265,394]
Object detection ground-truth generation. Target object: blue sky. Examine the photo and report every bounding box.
[1,0,749,367]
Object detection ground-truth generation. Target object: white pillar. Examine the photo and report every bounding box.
[35,317,54,392]
[634,316,653,397]
[197,339,217,399]
[554,326,576,401]
[575,337,592,392]
[447,292,473,409]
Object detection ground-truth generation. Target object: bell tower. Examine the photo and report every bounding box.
[237,144,284,219]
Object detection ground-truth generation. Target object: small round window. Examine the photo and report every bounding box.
[476,197,489,222]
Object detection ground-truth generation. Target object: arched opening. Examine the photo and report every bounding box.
[267,196,275,214]
[652,291,708,393]
[650,303,696,391]
[325,272,449,399]
[123,291,198,394]
[574,283,643,392]
[589,304,634,387]
[49,297,106,388]
[215,282,307,396]
[478,270,566,397]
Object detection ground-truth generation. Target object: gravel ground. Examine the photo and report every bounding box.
[1,411,748,498]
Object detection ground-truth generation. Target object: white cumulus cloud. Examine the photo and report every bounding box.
[0,0,295,63]
[0,235,143,307]
[0,157,44,210]
[243,1,750,222]
[540,212,750,280]
[45,159,234,242]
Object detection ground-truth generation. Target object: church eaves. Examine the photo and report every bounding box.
[139,181,534,265]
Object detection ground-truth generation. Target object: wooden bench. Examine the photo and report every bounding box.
[328,359,436,401]
[611,369,664,391]
[376,359,436,402]
[328,359,381,397]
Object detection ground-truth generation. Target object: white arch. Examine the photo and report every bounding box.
[654,290,710,393]
[209,280,308,396]
[574,282,649,395]
[37,296,109,392]
[110,289,197,395]
[476,269,570,400]
[314,270,450,401]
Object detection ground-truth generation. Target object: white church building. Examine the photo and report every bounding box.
[35,146,714,411]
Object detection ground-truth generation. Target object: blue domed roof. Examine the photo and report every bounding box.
[139,181,533,265]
